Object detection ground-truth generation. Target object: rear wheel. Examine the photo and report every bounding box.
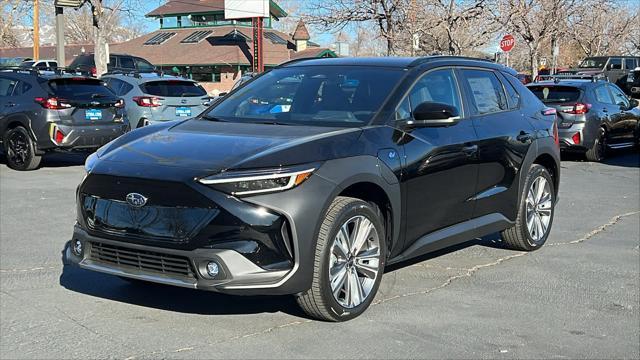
[585,127,607,162]
[501,164,556,251]
[3,126,41,171]
[296,197,386,321]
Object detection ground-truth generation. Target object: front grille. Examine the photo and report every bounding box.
[89,241,194,278]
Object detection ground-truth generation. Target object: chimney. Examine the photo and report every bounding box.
[292,20,310,52]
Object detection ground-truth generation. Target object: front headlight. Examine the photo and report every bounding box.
[198,166,316,196]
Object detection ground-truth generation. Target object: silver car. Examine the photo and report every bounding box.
[101,72,212,128]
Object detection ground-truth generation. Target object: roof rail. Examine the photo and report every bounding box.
[408,55,495,67]
[0,66,90,77]
[536,73,607,83]
[102,69,165,78]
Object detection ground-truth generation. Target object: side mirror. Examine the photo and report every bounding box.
[399,102,460,129]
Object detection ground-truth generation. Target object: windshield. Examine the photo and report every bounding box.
[205,66,404,127]
[578,57,607,69]
[140,80,207,97]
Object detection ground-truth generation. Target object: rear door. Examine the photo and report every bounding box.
[46,78,121,125]
[140,80,209,120]
[606,57,625,84]
[459,68,535,221]
[607,84,638,145]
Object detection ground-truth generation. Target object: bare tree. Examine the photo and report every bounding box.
[491,0,576,78]
[0,0,34,48]
[305,0,409,55]
[64,4,143,45]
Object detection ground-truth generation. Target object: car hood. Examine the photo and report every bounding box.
[94,119,363,175]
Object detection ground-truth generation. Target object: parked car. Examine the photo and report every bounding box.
[19,59,59,69]
[516,73,532,84]
[64,56,560,321]
[0,69,129,170]
[101,72,212,129]
[560,56,640,94]
[68,53,155,77]
[527,77,640,161]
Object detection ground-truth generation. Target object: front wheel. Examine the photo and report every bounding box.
[501,164,556,251]
[296,197,386,321]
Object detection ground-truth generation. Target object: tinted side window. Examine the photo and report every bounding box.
[135,58,155,71]
[499,73,520,109]
[48,61,58,68]
[12,81,32,96]
[461,69,508,115]
[608,85,630,108]
[408,68,461,114]
[69,55,94,67]
[35,62,48,69]
[109,56,117,66]
[119,57,135,69]
[624,58,636,70]
[594,86,614,104]
[0,78,17,96]
[608,58,622,70]
[395,97,411,120]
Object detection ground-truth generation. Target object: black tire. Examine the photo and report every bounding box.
[296,196,386,322]
[501,164,556,251]
[585,127,607,162]
[3,126,42,171]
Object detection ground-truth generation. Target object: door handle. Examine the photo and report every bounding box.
[517,132,532,143]
[602,108,608,113]
[5,102,16,107]
[462,145,478,156]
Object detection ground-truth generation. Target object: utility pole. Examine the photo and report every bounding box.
[56,6,65,66]
[33,0,40,60]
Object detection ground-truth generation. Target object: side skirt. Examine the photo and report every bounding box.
[388,213,514,265]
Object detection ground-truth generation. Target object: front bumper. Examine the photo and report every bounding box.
[64,227,289,292]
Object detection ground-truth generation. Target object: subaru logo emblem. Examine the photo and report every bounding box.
[126,193,148,207]
[181,99,187,104]
[90,101,100,106]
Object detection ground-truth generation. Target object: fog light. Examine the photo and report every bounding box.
[206,261,219,277]
[72,240,83,256]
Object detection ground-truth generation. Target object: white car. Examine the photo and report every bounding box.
[19,59,59,70]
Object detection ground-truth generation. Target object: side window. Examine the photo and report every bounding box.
[135,58,155,71]
[105,78,122,95]
[35,62,48,69]
[109,56,117,66]
[395,97,411,120]
[608,85,630,108]
[624,59,636,70]
[0,78,17,96]
[119,81,134,95]
[11,81,32,96]
[461,69,508,115]
[408,68,461,114]
[119,57,135,69]
[593,86,614,104]
[500,74,520,110]
[48,61,58,68]
[608,58,622,70]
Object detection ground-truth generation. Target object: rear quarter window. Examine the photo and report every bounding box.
[47,78,115,100]
[140,80,207,97]
[527,85,581,104]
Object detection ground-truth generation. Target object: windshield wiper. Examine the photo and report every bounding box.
[247,120,291,126]
[201,114,226,122]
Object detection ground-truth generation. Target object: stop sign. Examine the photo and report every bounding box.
[500,34,515,52]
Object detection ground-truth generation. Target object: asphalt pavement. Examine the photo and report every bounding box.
[1,150,638,359]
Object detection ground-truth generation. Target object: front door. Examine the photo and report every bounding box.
[397,68,479,246]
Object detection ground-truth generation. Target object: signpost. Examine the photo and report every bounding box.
[53,0,84,67]
[500,34,515,67]
[225,0,270,73]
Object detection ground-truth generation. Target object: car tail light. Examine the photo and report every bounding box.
[35,97,71,110]
[90,67,97,77]
[114,99,125,108]
[572,132,581,144]
[561,103,591,115]
[132,96,163,107]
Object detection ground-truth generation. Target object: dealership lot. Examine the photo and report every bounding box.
[0,151,638,359]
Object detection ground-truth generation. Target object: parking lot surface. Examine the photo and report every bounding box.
[1,151,639,359]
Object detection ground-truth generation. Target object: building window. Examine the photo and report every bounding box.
[189,66,221,83]
[161,17,178,28]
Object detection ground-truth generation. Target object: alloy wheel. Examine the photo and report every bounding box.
[7,131,29,167]
[525,176,553,243]
[329,215,381,308]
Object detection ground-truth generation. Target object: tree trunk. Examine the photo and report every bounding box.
[92,2,108,76]
[530,49,539,80]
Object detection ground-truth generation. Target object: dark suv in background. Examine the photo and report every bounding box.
[561,56,640,94]
[69,53,155,77]
[65,56,560,321]
[528,78,639,161]
[0,69,129,170]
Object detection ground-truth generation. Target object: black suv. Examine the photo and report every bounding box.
[64,57,560,321]
[0,69,129,170]
[528,77,639,161]
[69,53,155,77]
